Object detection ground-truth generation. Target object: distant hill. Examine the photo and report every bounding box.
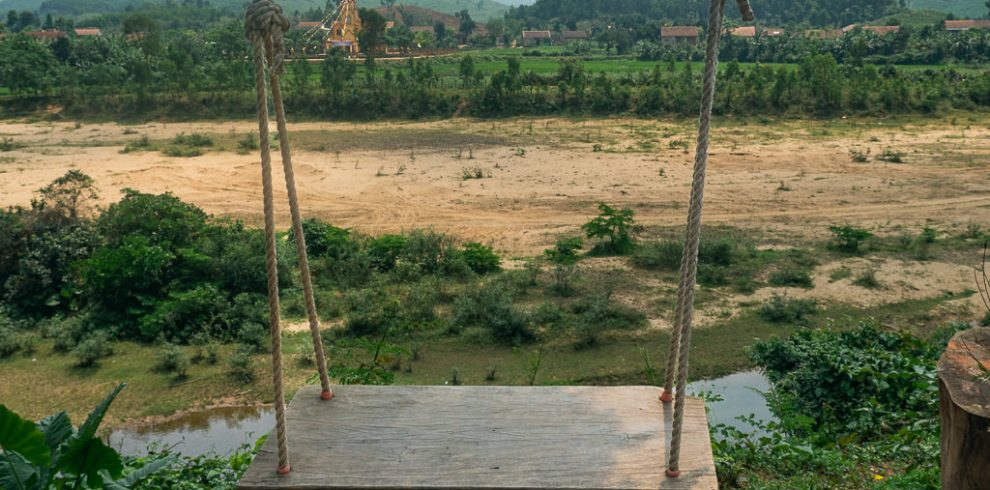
[908,0,985,18]
[0,0,510,21]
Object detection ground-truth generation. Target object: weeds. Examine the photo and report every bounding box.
[878,148,905,163]
[758,294,817,324]
[849,147,870,162]
[827,225,872,254]
[853,268,882,289]
[121,136,152,153]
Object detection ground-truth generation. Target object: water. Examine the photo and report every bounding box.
[109,371,773,457]
[688,370,774,435]
[108,406,274,457]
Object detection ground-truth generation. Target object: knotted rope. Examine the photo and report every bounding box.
[663,0,753,477]
[246,0,332,475]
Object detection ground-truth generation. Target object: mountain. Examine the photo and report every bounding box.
[908,0,985,18]
[0,0,511,21]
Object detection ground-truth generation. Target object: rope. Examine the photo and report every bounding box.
[269,40,333,401]
[665,0,738,477]
[245,0,334,475]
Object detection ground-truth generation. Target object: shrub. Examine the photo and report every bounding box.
[172,133,213,147]
[768,268,814,288]
[163,146,205,157]
[401,280,439,324]
[573,294,646,349]
[631,240,682,270]
[237,134,259,154]
[402,229,460,276]
[459,242,501,274]
[293,219,354,259]
[227,344,257,384]
[920,226,938,244]
[758,294,817,324]
[0,137,22,152]
[877,148,904,163]
[453,283,532,345]
[582,202,636,255]
[121,136,152,153]
[848,147,870,162]
[853,268,882,289]
[530,302,564,328]
[139,284,228,342]
[155,342,190,377]
[237,321,270,353]
[45,315,86,353]
[827,225,872,254]
[0,324,22,357]
[73,330,113,367]
[368,234,407,271]
[461,166,491,180]
[344,288,400,337]
[545,237,583,297]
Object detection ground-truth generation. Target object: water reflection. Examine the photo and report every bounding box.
[688,370,774,435]
[108,406,274,457]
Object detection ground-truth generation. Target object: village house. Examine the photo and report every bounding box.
[560,30,589,43]
[660,26,699,45]
[521,30,551,47]
[945,20,990,31]
[74,28,102,37]
[842,24,900,35]
[728,26,755,38]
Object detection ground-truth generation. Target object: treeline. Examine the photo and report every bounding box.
[509,0,899,28]
[642,25,990,65]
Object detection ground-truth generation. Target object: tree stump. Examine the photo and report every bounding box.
[939,327,990,490]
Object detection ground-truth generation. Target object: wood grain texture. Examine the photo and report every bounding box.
[238,386,717,490]
[939,328,990,490]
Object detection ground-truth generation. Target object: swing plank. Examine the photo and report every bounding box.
[238,385,717,490]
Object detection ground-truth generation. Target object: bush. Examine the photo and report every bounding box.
[163,146,205,158]
[453,283,532,345]
[237,134,259,154]
[0,324,21,357]
[73,330,113,367]
[459,242,501,274]
[121,136,152,153]
[227,344,257,384]
[827,225,872,254]
[368,234,407,271]
[853,268,882,289]
[545,237,583,297]
[758,294,817,324]
[573,293,646,349]
[139,284,229,342]
[293,218,354,260]
[237,321,270,353]
[172,133,213,147]
[768,268,814,288]
[155,342,190,377]
[582,202,636,255]
[631,240,682,270]
[344,288,400,337]
[44,315,86,353]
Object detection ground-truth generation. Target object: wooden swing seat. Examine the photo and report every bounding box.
[237,385,717,490]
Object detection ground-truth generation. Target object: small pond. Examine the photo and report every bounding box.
[109,370,773,457]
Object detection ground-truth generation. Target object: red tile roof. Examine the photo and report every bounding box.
[24,30,66,39]
[74,28,101,36]
[661,26,699,38]
[945,20,990,30]
[729,26,756,37]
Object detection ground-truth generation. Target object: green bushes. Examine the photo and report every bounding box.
[828,225,873,254]
[155,342,190,378]
[72,330,113,367]
[453,282,533,345]
[582,202,636,255]
[768,268,814,288]
[227,345,257,384]
[757,294,818,324]
[459,242,502,274]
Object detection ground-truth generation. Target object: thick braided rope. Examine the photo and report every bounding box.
[667,0,727,476]
[246,0,291,474]
[268,47,333,399]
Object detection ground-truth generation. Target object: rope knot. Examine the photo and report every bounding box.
[244,0,290,44]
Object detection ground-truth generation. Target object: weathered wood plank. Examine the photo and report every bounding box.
[939,327,990,490]
[238,386,717,490]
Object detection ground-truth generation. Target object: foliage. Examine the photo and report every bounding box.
[757,294,818,324]
[827,225,873,254]
[581,202,636,255]
[154,341,190,378]
[227,344,257,384]
[715,322,960,488]
[452,282,533,345]
[544,237,583,296]
[0,384,173,489]
[458,242,501,274]
[72,330,113,367]
[768,268,814,288]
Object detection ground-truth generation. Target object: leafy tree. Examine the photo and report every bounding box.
[455,9,476,44]
[357,8,387,56]
[582,202,636,255]
[321,48,356,94]
[0,35,60,94]
[459,55,476,87]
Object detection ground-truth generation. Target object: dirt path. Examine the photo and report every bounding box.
[2,116,988,255]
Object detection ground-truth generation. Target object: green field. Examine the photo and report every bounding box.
[910,0,985,18]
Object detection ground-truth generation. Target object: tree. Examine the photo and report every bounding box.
[33,170,98,224]
[321,48,355,94]
[459,55,476,87]
[581,202,636,255]
[393,24,413,53]
[0,34,60,94]
[357,7,387,56]
[455,9,476,44]
[434,21,448,47]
